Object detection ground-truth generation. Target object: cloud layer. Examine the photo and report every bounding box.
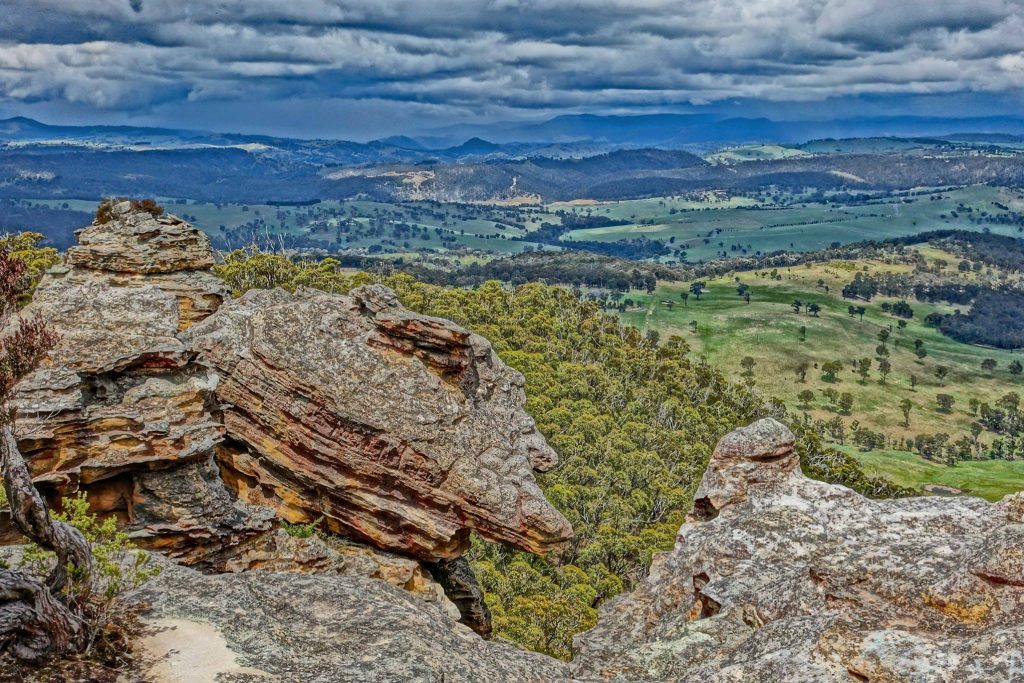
[1,0,1022,136]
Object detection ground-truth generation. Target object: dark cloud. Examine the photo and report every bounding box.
[0,0,1021,137]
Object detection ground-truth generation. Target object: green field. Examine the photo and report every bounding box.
[560,185,1024,262]
[841,447,1024,501]
[617,250,1024,499]
[705,144,811,164]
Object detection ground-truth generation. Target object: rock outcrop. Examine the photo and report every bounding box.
[185,284,571,561]
[3,202,569,636]
[131,555,570,683]
[571,418,1024,682]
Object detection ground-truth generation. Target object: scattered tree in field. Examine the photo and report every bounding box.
[792,299,803,313]
[797,389,816,407]
[689,320,698,333]
[969,397,980,416]
[1010,360,1023,376]
[855,306,866,321]
[794,361,809,383]
[679,291,689,306]
[998,391,1021,412]
[899,398,912,427]
[875,344,889,358]
[878,329,890,343]
[897,319,907,332]
[838,393,854,415]
[689,282,705,300]
[798,325,807,342]
[936,393,956,413]
[981,358,997,373]
[821,360,844,382]
[822,387,840,405]
[856,358,872,383]
[740,356,756,375]
[935,366,949,386]
[847,305,856,318]
[913,339,924,351]
[915,346,928,361]
[878,359,892,384]
[808,302,821,316]
[910,373,919,390]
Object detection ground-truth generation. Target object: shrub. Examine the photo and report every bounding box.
[281,516,324,539]
[18,493,161,655]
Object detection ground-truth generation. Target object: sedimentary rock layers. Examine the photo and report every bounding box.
[186,284,573,561]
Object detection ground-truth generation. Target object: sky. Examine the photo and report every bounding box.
[0,0,1023,140]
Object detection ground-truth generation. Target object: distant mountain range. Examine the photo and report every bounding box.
[5,113,1024,154]
[418,113,1024,147]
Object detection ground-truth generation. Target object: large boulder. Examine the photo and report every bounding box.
[571,418,1024,682]
[185,284,573,561]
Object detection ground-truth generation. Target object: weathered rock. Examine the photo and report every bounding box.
[185,284,572,561]
[6,207,253,562]
[131,556,571,683]
[572,418,1024,682]
[424,556,493,637]
[67,201,215,275]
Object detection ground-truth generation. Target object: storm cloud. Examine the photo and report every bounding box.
[0,0,1022,137]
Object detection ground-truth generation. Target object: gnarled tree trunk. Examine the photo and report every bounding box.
[0,422,92,662]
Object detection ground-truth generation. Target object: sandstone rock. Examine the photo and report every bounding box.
[185,284,572,561]
[571,418,1024,682]
[131,556,571,683]
[67,201,215,275]
[6,207,252,562]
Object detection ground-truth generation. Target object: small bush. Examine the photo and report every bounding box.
[19,493,161,655]
[95,198,164,224]
[281,516,324,539]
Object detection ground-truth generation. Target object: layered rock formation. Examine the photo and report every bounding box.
[571,418,1024,682]
[185,284,571,561]
[3,202,569,635]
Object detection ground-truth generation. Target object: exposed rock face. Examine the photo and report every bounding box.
[131,555,571,683]
[185,284,572,561]
[571,418,1024,682]
[4,203,569,637]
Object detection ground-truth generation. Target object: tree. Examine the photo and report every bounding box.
[855,306,866,321]
[797,389,816,407]
[981,358,997,373]
[878,329,890,343]
[838,393,854,415]
[679,291,689,307]
[798,325,807,342]
[936,393,956,413]
[821,360,843,382]
[856,358,872,383]
[935,366,949,386]
[910,373,919,390]
[899,398,912,427]
[689,282,705,300]
[915,346,928,361]
[792,299,803,314]
[998,392,1021,412]
[913,339,924,350]
[875,344,889,358]
[878,358,892,384]
[0,248,95,663]
[808,302,821,317]
[740,356,756,375]
[794,361,810,383]
[1010,360,1023,376]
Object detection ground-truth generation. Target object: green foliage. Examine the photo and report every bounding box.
[212,249,908,658]
[281,516,324,539]
[19,494,160,650]
[0,231,60,298]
